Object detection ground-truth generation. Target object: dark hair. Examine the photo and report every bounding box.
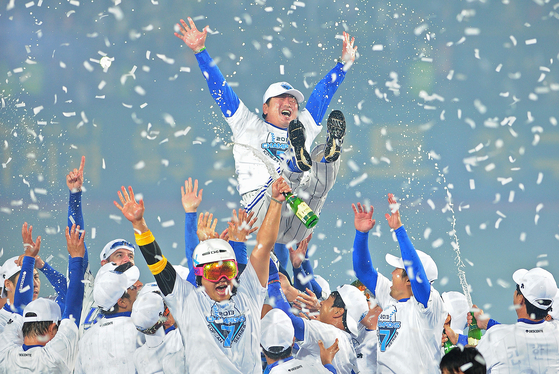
[440,347,486,374]
[516,285,549,320]
[401,268,408,280]
[22,320,57,339]
[330,291,351,334]
[262,346,292,360]
[102,291,130,316]
[261,94,300,120]
[7,271,20,287]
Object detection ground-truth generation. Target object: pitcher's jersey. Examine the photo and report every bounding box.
[226,101,322,195]
[165,260,267,374]
[133,328,185,374]
[375,273,447,374]
[295,319,358,374]
[0,317,79,374]
[476,319,559,373]
[74,315,142,374]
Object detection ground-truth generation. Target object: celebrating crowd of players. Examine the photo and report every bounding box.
[1,16,559,374]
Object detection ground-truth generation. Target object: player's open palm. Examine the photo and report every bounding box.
[384,193,402,230]
[352,203,375,233]
[66,224,86,258]
[181,177,203,213]
[319,338,339,366]
[174,17,207,52]
[114,186,145,224]
[22,222,41,258]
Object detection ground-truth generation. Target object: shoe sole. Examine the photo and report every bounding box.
[324,110,346,162]
[288,119,312,172]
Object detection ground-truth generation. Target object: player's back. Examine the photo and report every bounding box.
[477,320,559,373]
[269,357,337,374]
[74,315,141,374]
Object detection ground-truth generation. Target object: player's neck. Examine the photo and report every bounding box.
[24,334,50,347]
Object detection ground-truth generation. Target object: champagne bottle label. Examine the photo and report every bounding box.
[295,203,313,222]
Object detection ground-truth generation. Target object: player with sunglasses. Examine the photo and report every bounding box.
[115,177,291,374]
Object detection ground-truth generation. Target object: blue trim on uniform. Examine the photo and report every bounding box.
[487,318,501,329]
[398,298,410,302]
[265,356,294,373]
[352,230,378,296]
[517,318,545,325]
[102,311,132,319]
[325,363,338,374]
[165,325,176,334]
[22,344,43,351]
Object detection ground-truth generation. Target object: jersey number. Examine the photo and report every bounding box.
[379,329,397,352]
[220,325,235,348]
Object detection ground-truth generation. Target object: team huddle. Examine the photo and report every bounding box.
[1,16,558,374]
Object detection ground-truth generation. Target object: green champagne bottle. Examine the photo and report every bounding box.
[443,329,455,354]
[467,312,482,346]
[282,192,319,229]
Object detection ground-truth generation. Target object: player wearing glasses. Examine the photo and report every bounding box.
[114,177,290,374]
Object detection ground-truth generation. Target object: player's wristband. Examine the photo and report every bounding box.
[270,196,282,204]
[147,256,168,275]
[195,47,206,54]
[135,230,155,246]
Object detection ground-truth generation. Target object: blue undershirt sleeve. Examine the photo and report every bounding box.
[13,256,35,314]
[195,49,240,118]
[486,319,501,329]
[395,226,430,308]
[63,257,84,326]
[184,212,199,287]
[39,262,67,311]
[292,266,311,293]
[68,191,89,276]
[230,241,247,266]
[457,334,468,346]
[267,259,305,341]
[301,253,322,296]
[352,230,378,295]
[274,243,289,270]
[305,63,347,125]
[324,364,337,374]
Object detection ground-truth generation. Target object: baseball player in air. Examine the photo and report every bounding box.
[174,16,356,246]
[114,177,289,373]
[352,194,447,374]
[0,224,86,373]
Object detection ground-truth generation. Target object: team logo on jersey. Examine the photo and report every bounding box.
[206,302,246,348]
[261,132,288,162]
[377,306,401,352]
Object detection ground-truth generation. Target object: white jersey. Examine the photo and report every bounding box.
[0,317,79,374]
[374,273,447,374]
[226,101,322,195]
[133,328,185,374]
[268,356,334,374]
[78,264,101,337]
[476,319,559,373]
[164,260,267,374]
[355,324,378,374]
[0,307,15,334]
[74,314,142,374]
[295,319,358,374]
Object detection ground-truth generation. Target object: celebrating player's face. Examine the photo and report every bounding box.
[201,276,234,302]
[263,94,299,129]
[106,249,135,266]
[389,268,410,300]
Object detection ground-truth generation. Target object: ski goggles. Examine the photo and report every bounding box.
[194,260,238,282]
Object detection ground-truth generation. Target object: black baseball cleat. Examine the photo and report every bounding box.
[287,119,312,172]
[324,110,346,163]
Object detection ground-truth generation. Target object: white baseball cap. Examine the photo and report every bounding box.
[263,82,304,104]
[337,284,369,336]
[385,250,438,283]
[23,298,61,324]
[442,291,469,333]
[131,291,165,333]
[550,289,559,320]
[94,262,140,311]
[192,239,236,267]
[100,239,135,262]
[261,309,294,351]
[314,274,331,300]
[513,268,557,310]
[1,256,22,298]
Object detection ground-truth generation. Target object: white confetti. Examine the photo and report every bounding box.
[134,161,145,170]
[349,173,368,187]
[525,38,537,45]
[431,238,444,248]
[424,227,431,240]
[109,215,122,223]
[161,220,175,228]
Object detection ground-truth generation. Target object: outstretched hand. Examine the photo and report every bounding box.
[66,224,86,258]
[66,156,85,192]
[114,186,145,225]
[384,193,402,230]
[319,338,340,366]
[22,222,41,258]
[228,209,258,242]
[174,17,208,53]
[352,203,375,233]
[197,212,219,241]
[341,32,357,65]
[289,233,311,269]
[181,178,203,213]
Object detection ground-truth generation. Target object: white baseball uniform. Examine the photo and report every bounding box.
[133,327,185,374]
[78,266,100,337]
[74,314,142,374]
[268,356,336,374]
[164,260,266,374]
[0,316,79,374]
[0,307,16,334]
[374,274,447,374]
[295,319,358,374]
[476,319,559,373]
[355,324,378,374]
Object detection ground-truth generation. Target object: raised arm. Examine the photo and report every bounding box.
[115,186,177,296]
[351,203,379,294]
[227,208,258,274]
[13,223,40,313]
[250,177,290,287]
[174,17,240,118]
[66,156,88,274]
[385,194,430,307]
[181,178,202,286]
[305,32,357,125]
[64,224,85,326]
